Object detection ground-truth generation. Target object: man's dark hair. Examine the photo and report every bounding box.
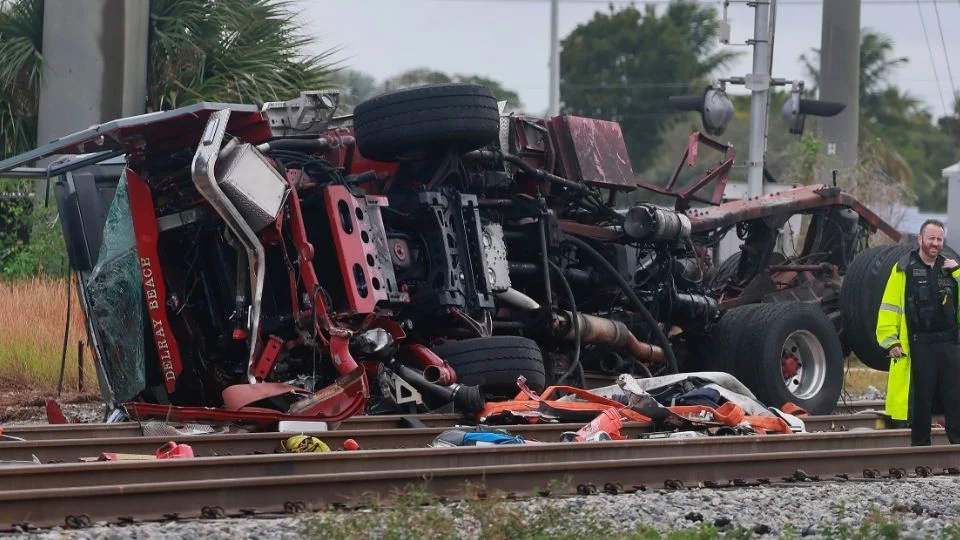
[920,219,946,236]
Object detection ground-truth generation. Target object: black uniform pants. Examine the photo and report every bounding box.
[909,339,960,446]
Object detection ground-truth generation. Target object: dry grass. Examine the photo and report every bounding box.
[842,356,888,399]
[0,276,98,396]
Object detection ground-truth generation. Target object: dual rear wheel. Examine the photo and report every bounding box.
[709,302,844,415]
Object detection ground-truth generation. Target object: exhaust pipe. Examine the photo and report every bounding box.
[498,286,664,364]
[404,344,458,386]
[191,109,268,384]
[554,311,666,364]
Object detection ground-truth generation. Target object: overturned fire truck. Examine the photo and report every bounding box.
[0,83,901,423]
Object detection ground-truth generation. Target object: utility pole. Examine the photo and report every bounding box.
[548,0,560,116]
[817,0,861,175]
[745,0,773,198]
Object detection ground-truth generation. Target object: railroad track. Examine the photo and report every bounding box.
[0,429,942,490]
[1,400,942,532]
[1,430,957,530]
[2,409,889,443]
[0,412,889,462]
[1,412,464,440]
[833,399,885,413]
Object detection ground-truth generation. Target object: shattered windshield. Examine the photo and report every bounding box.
[85,170,146,402]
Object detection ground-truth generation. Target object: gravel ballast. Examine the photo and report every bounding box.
[6,476,960,538]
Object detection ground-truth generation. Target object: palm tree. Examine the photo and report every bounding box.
[798,29,921,189]
[799,29,910,125]
[0,0,42,158]
[0,0,340,158]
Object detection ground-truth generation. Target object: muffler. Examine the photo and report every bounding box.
[498,286,665,365]
[553,311,665,364]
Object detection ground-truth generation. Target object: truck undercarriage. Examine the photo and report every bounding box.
[0,83,901,425]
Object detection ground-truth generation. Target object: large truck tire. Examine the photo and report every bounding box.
[705,303,763,375]
[840,244,912,371]
[737,302,844,415]
[353,83,500,162]
[430,336,546,399]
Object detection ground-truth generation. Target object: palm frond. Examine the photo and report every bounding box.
[148,0,342,111]
[0,0,42,157]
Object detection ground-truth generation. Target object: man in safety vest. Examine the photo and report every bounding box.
[876,219,960,445]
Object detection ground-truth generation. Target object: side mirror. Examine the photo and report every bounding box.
[668,86,735,137]
[780,85,845,135]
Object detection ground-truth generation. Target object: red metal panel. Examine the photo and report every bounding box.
[549,116,636,190]
[125,168,183,394]
[323,185,394,314]
[253,335,284,379]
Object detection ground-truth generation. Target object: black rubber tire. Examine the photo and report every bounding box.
[840,244,912,371]
[352,83,501,162]
[737,302,844,414]
[705,303,765,375]
[430,336,546,399]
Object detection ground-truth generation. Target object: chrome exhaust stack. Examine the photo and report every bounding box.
[191,109,289,383]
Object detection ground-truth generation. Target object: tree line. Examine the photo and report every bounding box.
[338,2,960,216]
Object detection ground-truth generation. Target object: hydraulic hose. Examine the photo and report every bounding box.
[549,261,584,387]
[562,234,679,374]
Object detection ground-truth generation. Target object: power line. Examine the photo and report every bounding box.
[931,0,957,105]
[915,0,949,115]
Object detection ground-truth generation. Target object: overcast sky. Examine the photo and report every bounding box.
[301,0,960,119]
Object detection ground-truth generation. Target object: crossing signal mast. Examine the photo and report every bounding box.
[667,0,845,198]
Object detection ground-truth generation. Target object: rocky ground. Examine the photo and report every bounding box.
[6,477,960,539]
[0,390,104,426]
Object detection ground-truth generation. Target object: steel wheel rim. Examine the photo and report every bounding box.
[781,329,826,400]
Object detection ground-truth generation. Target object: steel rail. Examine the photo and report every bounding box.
[2,442,959,530]
[832,399,885,413]
[0,429,938,492]
[0,413,891,462]
[1,412,888,443]
[0,422,662,463]
[1,412,464,440]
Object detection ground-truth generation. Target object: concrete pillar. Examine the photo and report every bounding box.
[817,0,860,179]
[36,0,149,147]
[945,162,960,249]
